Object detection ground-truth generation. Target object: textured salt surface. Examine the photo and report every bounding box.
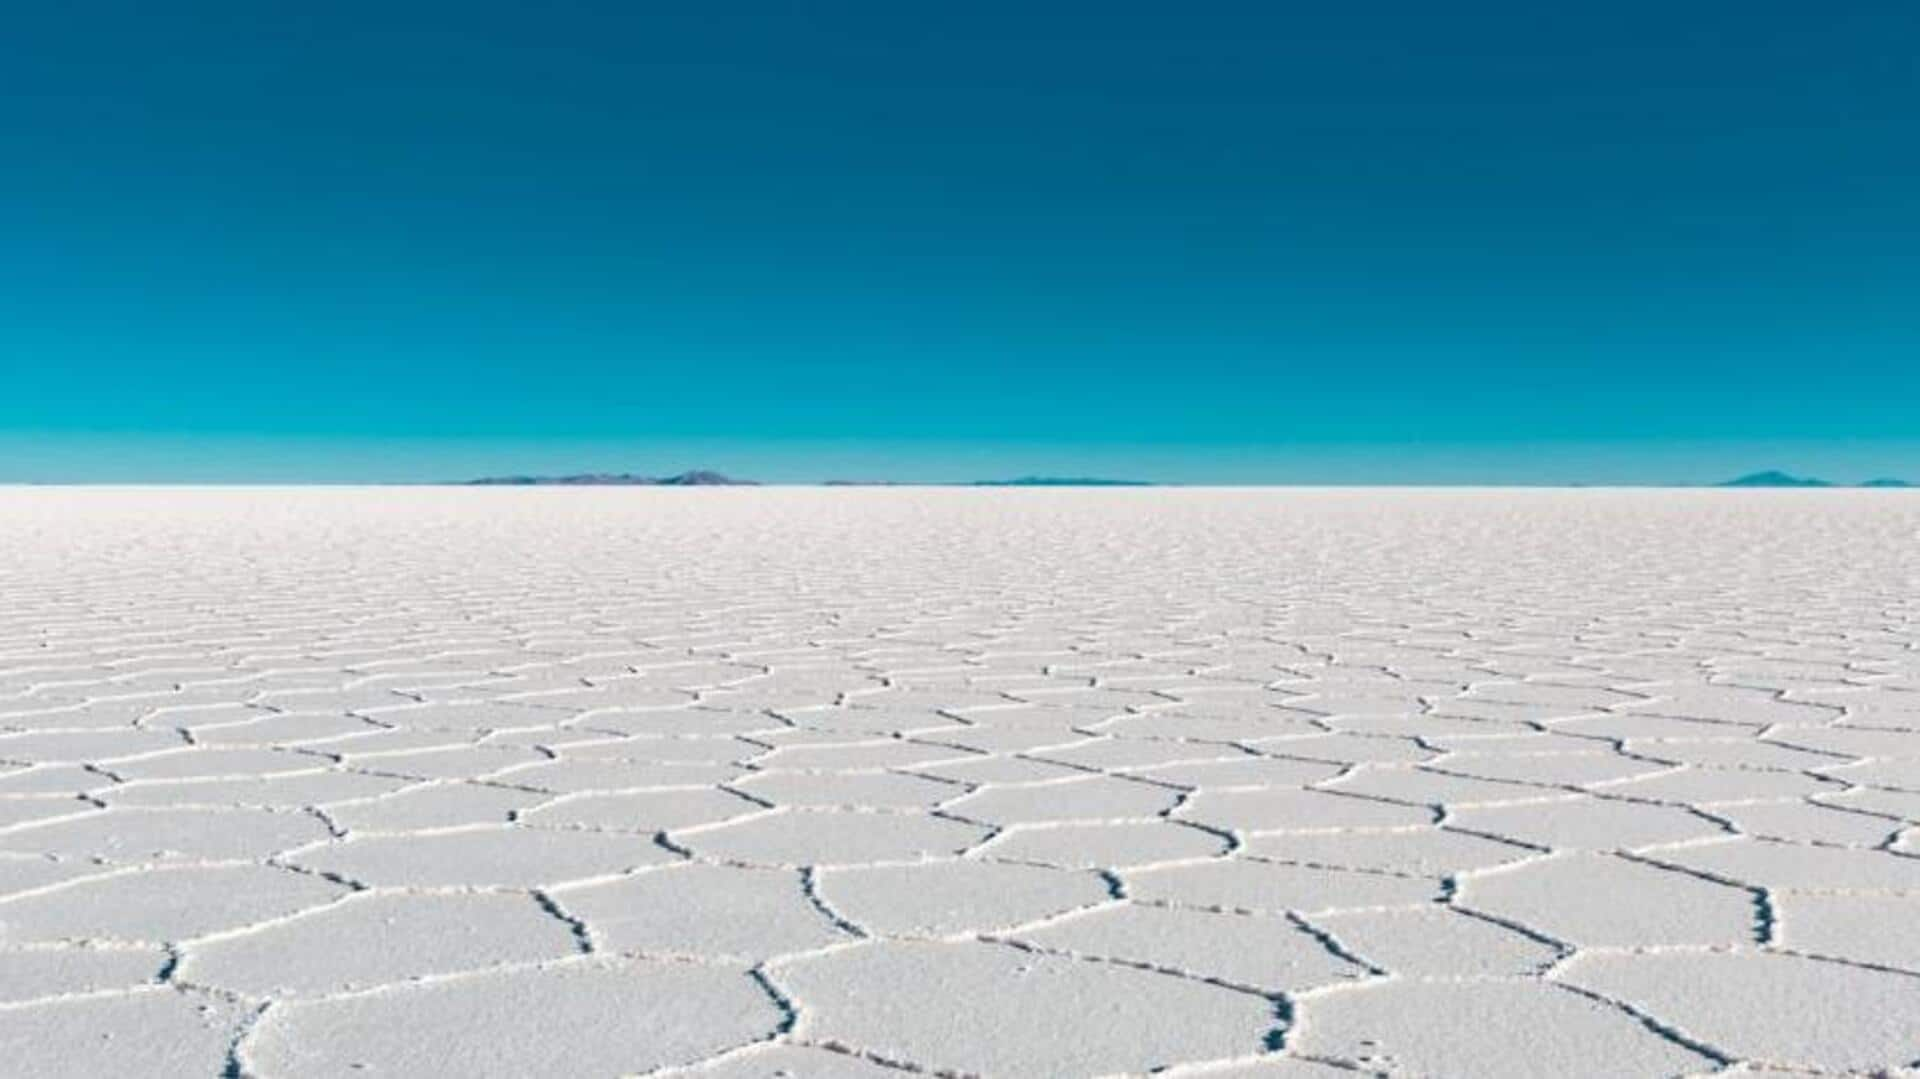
[0,487,1917,1077]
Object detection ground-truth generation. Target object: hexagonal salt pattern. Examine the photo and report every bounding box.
[1,486,1918,1075]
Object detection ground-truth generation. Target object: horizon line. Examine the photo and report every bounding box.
[5,480,1915,490]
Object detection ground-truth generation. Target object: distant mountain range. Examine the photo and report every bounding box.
[459,469,1911,489]
[466,472,1155,487]
[466,470,750,486]
[1718,471,1911,488]
[969,477,1154,487]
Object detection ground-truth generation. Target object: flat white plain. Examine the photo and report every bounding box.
[1,487,1917,1077]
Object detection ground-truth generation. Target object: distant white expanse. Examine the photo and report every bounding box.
[2,488,1916,1076]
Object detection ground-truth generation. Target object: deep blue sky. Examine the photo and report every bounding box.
[5,2,1917,482]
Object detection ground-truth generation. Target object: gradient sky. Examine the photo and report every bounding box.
[5,2,1918,482]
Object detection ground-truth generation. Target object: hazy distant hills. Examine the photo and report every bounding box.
[466,472,1154,487]
[1719,471,1910,488]
[459,469,1911,489]
[969,477,1154,487]
[466,470,750,486]
[1719,470,1833,488]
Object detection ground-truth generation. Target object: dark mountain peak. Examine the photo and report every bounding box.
[1718,470,1832,488]
[654,470,749,486]
[1860,477,1913,488]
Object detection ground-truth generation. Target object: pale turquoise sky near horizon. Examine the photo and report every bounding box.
[5,432,1917,486]
[6,3,1918,483]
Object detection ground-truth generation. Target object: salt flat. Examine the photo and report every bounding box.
[2,487,1917,1077]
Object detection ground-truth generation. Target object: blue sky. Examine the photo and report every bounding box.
[5,2,1917,482]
